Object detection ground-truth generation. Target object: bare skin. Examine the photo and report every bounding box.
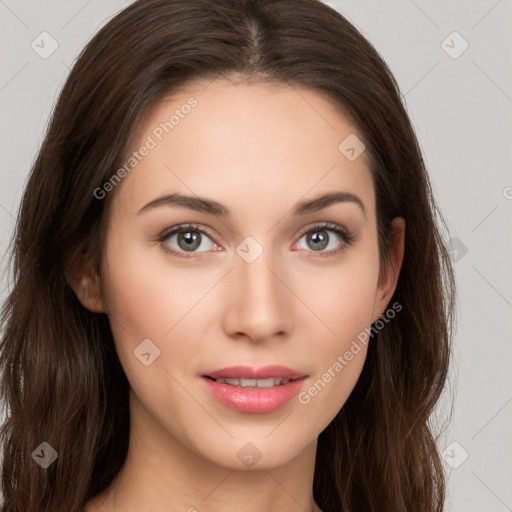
[73,77,405,512]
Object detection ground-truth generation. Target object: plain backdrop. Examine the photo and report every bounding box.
[0,1,511,511]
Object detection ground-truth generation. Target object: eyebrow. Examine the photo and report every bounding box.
[137,191,366,218]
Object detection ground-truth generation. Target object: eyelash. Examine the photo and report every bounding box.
[157,222,356,260]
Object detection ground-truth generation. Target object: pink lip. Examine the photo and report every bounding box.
[201,365,308,414]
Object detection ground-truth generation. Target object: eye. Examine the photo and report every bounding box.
[293,222,356,257]
[158,223,220,259]
[157,221,355,260]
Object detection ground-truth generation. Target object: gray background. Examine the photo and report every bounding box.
[1,1,511,510]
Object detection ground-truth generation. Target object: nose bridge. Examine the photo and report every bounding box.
[223,235,289,340]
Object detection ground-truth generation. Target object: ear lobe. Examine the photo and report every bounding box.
[65,248,106,313]
[371,217,405,323]
[76,274,105,313]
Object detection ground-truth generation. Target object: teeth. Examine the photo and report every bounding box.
[215,377,291,387]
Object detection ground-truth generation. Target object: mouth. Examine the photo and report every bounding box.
[201,365,308,413]
[202,364,307,381]
[203,376,301,388]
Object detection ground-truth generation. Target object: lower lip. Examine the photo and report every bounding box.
[202,377,306,413]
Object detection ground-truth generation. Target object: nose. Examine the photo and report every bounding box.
[221,242,291,343]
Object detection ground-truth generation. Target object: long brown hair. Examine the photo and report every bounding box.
[0,1,456,510]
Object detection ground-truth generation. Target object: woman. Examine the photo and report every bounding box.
[0,0,456,511]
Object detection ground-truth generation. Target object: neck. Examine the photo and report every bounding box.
[85,389,322,512]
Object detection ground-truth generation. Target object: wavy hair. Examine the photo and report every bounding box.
[0,1,456,510]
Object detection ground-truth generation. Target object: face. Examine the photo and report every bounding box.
[82,78,402,471]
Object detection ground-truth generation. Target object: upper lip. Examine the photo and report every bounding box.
[203,365,307,380]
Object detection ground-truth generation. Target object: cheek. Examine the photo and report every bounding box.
[100,238,209,434]
[100,235,195,374]
[296,279,372,431]
[102,231,207,334]
[293,246,380,345]
[292,250,379,419]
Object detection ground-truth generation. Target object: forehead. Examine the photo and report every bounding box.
[114,79,375,221]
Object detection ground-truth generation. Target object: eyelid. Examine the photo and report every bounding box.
[158,222,217,241]
[295,221,351,239]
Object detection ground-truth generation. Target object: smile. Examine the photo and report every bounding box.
[209,377,293,387]
[201,365,308,413]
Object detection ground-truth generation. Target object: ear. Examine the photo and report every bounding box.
[371,217,405,323]
[65,246,106,313]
